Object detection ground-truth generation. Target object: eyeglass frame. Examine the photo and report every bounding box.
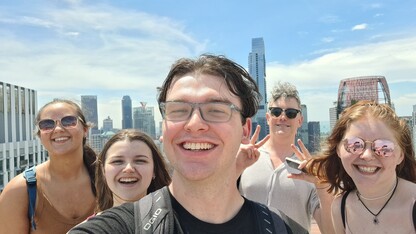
[268,107,301,119]
[37,115,84,133]
[159,101,242,123]
[342,136,396,158]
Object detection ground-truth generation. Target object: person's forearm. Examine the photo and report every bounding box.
[314,184,335,234]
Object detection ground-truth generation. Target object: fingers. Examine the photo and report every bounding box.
[287,171,319,184]
[291,143,305,160]
[297,139,310,156]
[291,139,312,161]
[250,125,261,144]
[255,134,269,148]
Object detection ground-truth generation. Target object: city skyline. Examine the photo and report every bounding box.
[0,1,415,129]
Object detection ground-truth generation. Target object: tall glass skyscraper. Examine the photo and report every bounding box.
[122,95,132,129]
[248,37,268,139]
[81,95,99,133]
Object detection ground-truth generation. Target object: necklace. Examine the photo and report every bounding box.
[356,177,398,224]
[357,180,397,201]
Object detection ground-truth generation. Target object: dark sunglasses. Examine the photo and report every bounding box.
[268,107,301,119]
[343,137,396,157]
[37,116,83,133]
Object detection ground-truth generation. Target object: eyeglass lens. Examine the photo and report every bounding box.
[162,102,235,122]
[38,116,79,132]
[269,107,299,119]
[343,137,395,157]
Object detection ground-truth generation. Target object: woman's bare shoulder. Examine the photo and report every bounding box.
[0,172,32,232]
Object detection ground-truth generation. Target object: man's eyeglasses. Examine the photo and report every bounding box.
[343,137,396,157]
[37,116,83,133]
[268,107,301,119]
[159,101,241,123]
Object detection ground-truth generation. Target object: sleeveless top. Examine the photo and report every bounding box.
[30,182,95,234]
[341,190,416,230]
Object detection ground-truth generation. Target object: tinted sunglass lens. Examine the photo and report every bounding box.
[38,119,55,131]
[344,138,365,154]
[373,140,395,157]
[285,109,299,119]
[271,108,283,117]
[61,116,78,127]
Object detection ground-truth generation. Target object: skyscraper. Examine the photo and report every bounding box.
[412,105,416,148]
[133,102,156,139]
[298,104,309,150]
[0,82,46,191]
[122,95,132,129]
[308,121,321,153]
[102,116,113,132]
[81,95,99,133]
[248,37,268,139]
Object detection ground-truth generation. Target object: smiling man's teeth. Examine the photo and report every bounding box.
[357,166,377,173]
[54,137,69,142]
[183,142,214,150]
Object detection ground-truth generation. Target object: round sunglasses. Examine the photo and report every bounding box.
[37,115,83,133]
[268,107,301,119]
[343,136,396,157]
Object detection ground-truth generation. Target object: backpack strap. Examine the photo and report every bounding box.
[248,200,276,234]
[23,166,37,230]
[340,190,351,229]
[134,187,175,234]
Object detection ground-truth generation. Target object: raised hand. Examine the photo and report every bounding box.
[288,139,319,184]
[236,125,269,177]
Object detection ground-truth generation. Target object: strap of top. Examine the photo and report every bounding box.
[413,201,416,230]
[340,190,351,228]
[23,166,37,230]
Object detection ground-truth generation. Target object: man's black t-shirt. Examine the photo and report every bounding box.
[171,194,257,234]
[69,187,291,234]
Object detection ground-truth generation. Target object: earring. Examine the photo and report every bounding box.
[152,175,156,180]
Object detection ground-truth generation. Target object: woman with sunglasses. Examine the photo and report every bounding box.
[307,100,416,233]
[0,99,97,233]
[93,129,171,214]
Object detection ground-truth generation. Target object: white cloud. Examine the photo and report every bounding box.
[321,37,334,43]
[266,37,416,122]
[352,23,368,31]
[0,2,207,128]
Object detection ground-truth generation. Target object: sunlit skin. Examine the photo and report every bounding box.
[104,140,154,206]
[162,73,251,184]
[39,103,88,156]
[336,115,404,197]
[266,97,303,144]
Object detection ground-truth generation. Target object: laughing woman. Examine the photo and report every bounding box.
[94,129,171,213]
[307,100,416,233]
[0,99,97,233]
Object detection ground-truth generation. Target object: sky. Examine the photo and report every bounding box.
[1,0,415,131]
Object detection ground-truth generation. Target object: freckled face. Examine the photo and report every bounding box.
[104,140,154,204]
[337,116,403,187]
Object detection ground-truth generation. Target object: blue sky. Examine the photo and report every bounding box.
[1,0,415,130]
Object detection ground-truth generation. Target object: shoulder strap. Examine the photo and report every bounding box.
[23,166,37,230]
[134,187,175,234]
[248,200,276,234]
[413,201,416,229]
[341,190,351,229]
